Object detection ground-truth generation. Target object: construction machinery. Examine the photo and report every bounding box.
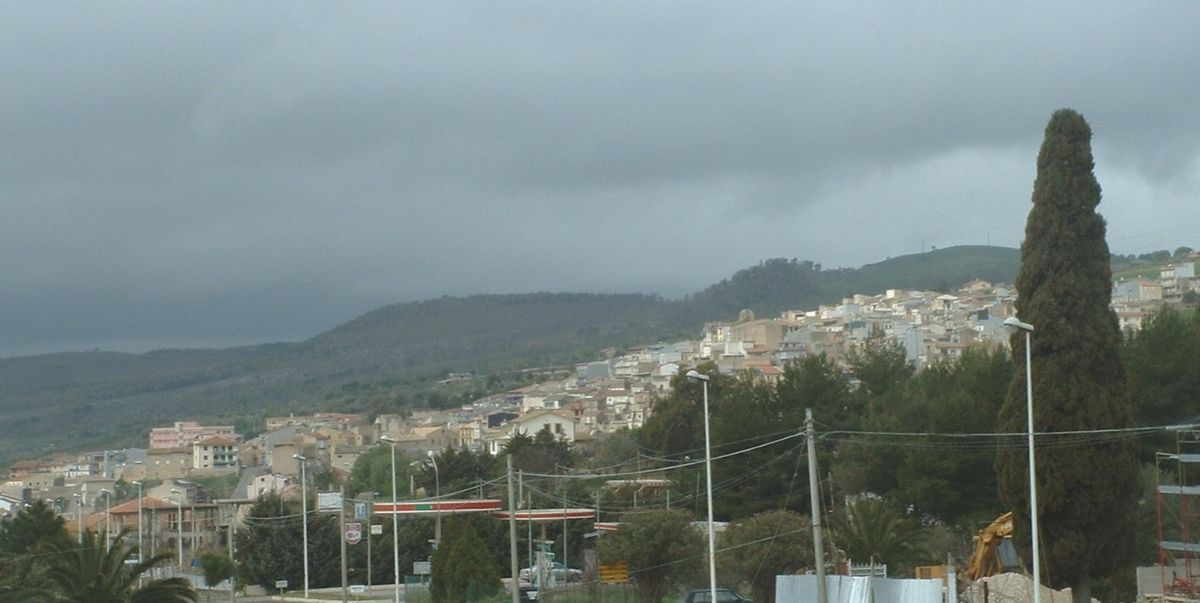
[964,512,1019,581]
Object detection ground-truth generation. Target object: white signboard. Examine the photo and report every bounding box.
[413,561,431,575]
[275,580,288,589]
[317,492,343,512]
[370,523,384,535]
[350,585,366,593]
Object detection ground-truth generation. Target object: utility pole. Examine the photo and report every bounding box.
[806,409,828,603]
[366,494,373,590]
[507,455,520,603]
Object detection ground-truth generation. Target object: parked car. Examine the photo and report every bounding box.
[519,562,584,583]
[518,583,540,601]
[679,588,752,603]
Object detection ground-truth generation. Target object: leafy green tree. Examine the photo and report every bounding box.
[639,393,701,460]
[35,528,196,602]
[828,497,928,577]
[995,109,1141,603]
[504,428,574,474]
[598,509,703,603]
[721,510,813,603]
[415,448,497,498]
[710,373,795,518]
[777,354,859,430]
[640,364,730,461]
[199,551,236,589]
[588,428,639,471]
[430,516,500,602]
[1124,306,1200,434]
[829,410,904,502]
[349,446,414,499]
[894,348,1010,525]
[847,338,913,402]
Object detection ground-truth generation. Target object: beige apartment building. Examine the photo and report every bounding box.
[149,421,237,449]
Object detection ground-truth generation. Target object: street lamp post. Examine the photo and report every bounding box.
[1004,316,1041,603]
[294,454,310,599]
[132,481,144,566]
[169,489,184,570]
[100,488,112,549]
[427,450,441,548]
[686,370,718,603]
[73,493,82,544]
[379,436,401,603]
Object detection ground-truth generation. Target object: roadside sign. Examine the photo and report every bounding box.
[413,561,431,575]
[370,523,383,535]
[318,492,343,512]
[599,561,629,584]
[275,579,288,589]
[345,522,362,545]
[355,502,368,519]
[374,499,502,515]
[350,585,366,594]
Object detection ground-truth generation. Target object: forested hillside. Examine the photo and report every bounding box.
[687,246,1019,319]
[0,246,1020,466]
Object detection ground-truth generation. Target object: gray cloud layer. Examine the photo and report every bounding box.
[3,3,1199,356]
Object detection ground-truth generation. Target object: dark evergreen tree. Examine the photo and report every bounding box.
[1124,306,1200,431]
[896,348,1010,526]
[995,109,1141,603]
[430,516,500,602]
[0,500,69,596]
[233,493,339,592]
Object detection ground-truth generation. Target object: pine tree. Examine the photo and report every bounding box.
[995,109,1141,603]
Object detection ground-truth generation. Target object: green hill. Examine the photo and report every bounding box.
[0,246,1019,467]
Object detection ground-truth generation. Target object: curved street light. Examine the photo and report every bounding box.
[379,435,401,603]
[1004,316,1041,603]
[293,454,310,599]
[169,488,184,570]
[132,481,144,566]
[427,450,441,548]
[685,369,717,603]
[73,493,82,544]
[100,488,112,549]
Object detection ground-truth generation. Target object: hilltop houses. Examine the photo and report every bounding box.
[4,270,1195,563]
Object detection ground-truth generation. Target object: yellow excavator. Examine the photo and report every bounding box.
[964,512,1017,581]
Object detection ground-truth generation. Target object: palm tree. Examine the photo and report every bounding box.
[31,528,197,602]
[828,496,929,576]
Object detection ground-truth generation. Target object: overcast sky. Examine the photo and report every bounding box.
[3,3,1199,357]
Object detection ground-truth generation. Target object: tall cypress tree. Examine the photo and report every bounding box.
[995,109,1140,603]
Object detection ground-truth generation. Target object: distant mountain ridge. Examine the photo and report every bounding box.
[0,245,1018,466]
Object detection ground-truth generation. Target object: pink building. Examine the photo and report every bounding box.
[149,421,237,449]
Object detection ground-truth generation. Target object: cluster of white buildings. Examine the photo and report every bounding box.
[1112,261,1199,330]
[4,266,1195,570]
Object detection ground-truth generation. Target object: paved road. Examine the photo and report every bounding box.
[197,585,408,602]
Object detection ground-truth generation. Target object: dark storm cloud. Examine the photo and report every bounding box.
[3,2,1199,356]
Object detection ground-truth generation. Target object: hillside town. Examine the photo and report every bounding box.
[3,260,1197,578]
